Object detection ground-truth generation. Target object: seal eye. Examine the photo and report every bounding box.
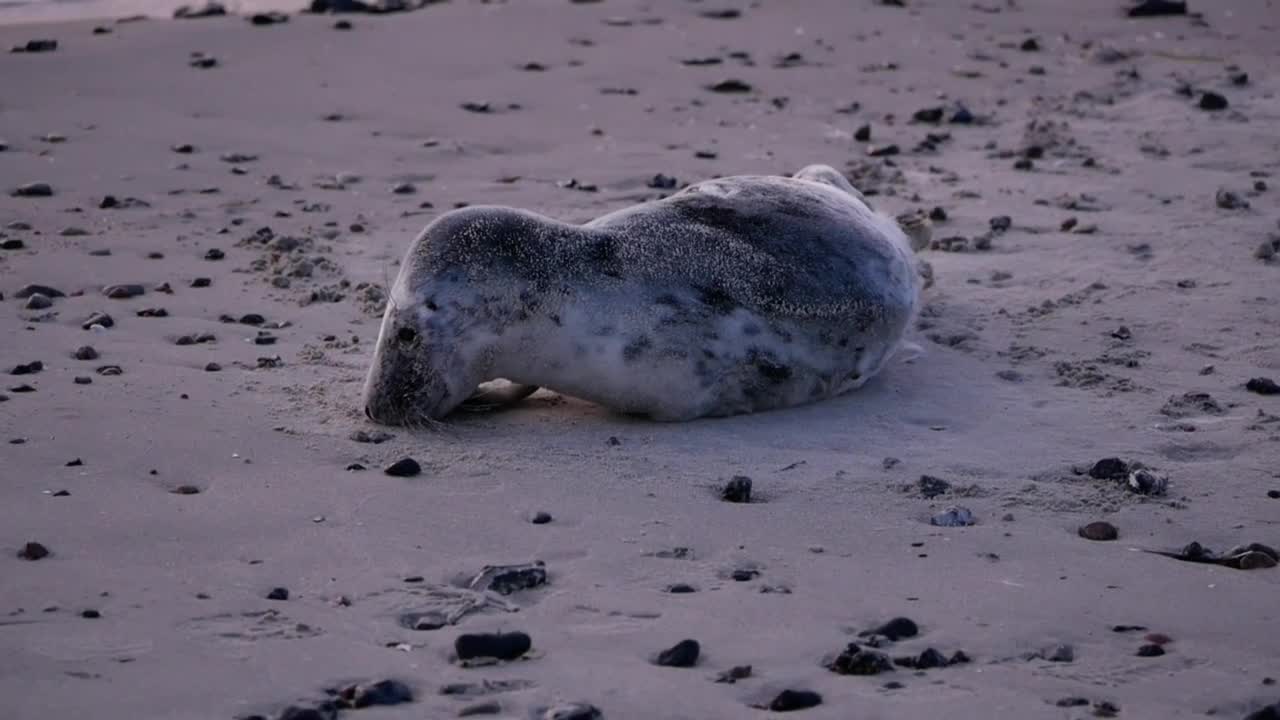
[397,327,417,344]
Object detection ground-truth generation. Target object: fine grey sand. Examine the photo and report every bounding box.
[2,1,1279,718]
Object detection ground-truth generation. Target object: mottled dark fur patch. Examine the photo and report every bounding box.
[698,286,737,315]
[622,335,652,362]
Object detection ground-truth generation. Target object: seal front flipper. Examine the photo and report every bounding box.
[457,380,540,413]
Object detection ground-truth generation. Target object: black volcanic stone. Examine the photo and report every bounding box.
[827,643,893,675]
[721,475,752,503]
[266,587,289,601]
[454,631,532,661]
[335,679,413,708]
[10,361,43,375]
[654,639,700,667]
[1198,92,1228,111]
[1088,457,1129,480]
[768,689,823,712]
[18,541,50,560]
[867,617,918,641]
[1247,377,1280,395]
[384,458,421,477]
[1127,0,1186,17]
[15,284,64,299]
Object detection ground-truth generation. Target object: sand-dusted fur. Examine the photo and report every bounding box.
[363,164,921,424]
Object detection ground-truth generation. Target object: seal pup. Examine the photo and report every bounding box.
[363,163,923,425]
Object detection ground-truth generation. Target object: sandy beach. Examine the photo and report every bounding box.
[3,1,1279,718]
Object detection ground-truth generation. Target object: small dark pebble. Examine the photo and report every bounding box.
[1127,0,1186,17]
[1,239,25,250]
[11,182,55,197]
[647,173,678,190]
[707,79,753,93]
[1079,521,1119,541]
[1268,490,1280,500]
[170,485,201,495]
[249,11,288,25]
[18,542,50,560]
[865,617,918,641]
[333,679,413,709]
[191,277,211,288]
[275,706,327,720]
[204,248,225,261]
[10,384,37,393]
[10,361,43,375]
[384,458,421,477]
[912,107,944,124]
[1088,457,1129,480]
[470,562,547,595]
[66,458,83,466]
[103,284,145,299]
[930,506,975,527]
[827,643,893,675]
[204,362,221,372]
[16,284,65,299]
[1136,643,1166,657]
[715,665,752,683]
[24,294,53,310]
[721,475,752,503]
[1095,702,1121,718]
[1246,377,1280,396]
[266,587,290,601]
[666,583,698,594]
[346,463,366,471]
[654,638,700,667]
[82,312,114,330]
[1057,698,1091,707]
[530,511,553,524]
[80,609,100,619]
[766,689,823,712]
[73,376,92,385]
[918,474,950,498]
[1198,92,1229,111]
[12,39,58,52]
[455,631,532,662]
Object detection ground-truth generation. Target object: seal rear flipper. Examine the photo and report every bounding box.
[457,380,540,413]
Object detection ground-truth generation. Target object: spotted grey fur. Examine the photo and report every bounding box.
[363,164,922,424]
